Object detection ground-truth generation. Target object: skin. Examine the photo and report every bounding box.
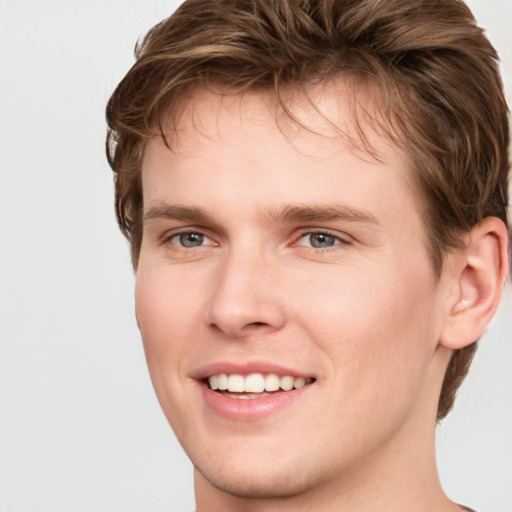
[135,84,483,511]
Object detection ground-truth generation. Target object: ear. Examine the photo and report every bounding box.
[440,217,509,350]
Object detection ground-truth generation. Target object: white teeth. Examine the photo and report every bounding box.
[244,373,265,393]
[294,377,306,389]
[208,372,313,393]
[227,374,244,392]
[217,373,228,390]
[265,373,280,392]
[280,375,294,391]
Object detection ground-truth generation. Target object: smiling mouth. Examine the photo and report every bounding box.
[206,373,315,399]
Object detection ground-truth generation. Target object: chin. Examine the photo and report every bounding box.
[195,460,320,500]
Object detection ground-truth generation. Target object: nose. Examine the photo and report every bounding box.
[206,249,287,339]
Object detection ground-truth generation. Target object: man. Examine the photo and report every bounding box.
[106,0,510,510]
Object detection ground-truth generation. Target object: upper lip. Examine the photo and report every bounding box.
[192,361,315,380]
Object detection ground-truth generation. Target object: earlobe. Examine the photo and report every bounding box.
[440,217,509,350]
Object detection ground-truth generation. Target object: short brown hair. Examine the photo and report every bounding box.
[106,0,510,420]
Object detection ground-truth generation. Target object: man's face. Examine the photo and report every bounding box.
[136,85,452,500]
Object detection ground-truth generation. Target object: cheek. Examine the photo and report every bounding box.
[291,258,437,390]
[135,265,205,344]
[134,266,200,390]
[134,266,207,433]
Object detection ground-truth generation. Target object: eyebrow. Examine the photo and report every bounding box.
[143,204,213,226]
[143,202,380,228]
[266,203,381,226]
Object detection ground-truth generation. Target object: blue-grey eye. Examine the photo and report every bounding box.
[309,233,337,248]
[177,232,204,247]
[298,232,340,249]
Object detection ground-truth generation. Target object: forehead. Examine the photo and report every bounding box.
[162,80,403,165]
[141,82,423,228]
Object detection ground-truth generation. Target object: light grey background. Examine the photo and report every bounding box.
[0,1,510,511]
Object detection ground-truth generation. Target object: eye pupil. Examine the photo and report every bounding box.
[179,233,204,247]
[310,233,336,248]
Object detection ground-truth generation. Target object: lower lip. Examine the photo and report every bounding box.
[200,383,312,421]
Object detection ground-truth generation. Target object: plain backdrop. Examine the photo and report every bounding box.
[0,1,510,511]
